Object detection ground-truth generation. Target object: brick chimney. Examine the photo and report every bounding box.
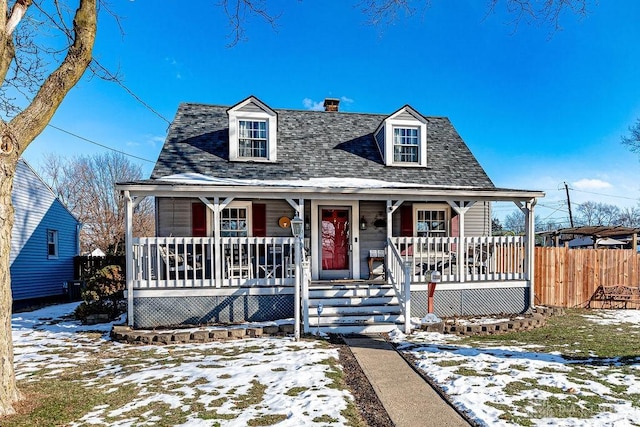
[323,98,340,112]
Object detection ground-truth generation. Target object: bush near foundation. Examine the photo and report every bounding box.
[74,264,126,323]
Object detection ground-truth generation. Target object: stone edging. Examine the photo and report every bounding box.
[111,323,295,344]
[419,306,565,336]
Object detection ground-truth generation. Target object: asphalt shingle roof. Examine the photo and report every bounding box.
[151,102,495,189]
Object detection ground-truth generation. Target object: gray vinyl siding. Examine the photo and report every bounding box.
[390,202,490,237]
[10,159,79,301]
[358,201,387,279]
[236,101,264,113]
[156,197,300,237]
[465,202,490,236]
[394,111,416,121]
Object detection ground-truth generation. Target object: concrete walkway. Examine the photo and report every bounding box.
[344,335,471,427]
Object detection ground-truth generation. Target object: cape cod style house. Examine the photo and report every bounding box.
[117,96,544,334]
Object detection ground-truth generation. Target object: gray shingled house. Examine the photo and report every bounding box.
[117,96,544,334]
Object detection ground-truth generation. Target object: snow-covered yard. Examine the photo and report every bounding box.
[8,303,640,426]
[10,303,357,426]
[393,310,640,427]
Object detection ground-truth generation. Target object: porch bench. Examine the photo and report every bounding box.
[587,285,640,309]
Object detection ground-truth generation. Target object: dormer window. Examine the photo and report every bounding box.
[239,120,268,158]
[228,96,277,162]
[374,105,428,167]
[393,127,420,163]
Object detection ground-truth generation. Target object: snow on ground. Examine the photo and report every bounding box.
[12,304,640,426]
[392,310,640,427]
[11,303,354,426]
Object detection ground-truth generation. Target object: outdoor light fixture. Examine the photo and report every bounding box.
[360,216,367,230]
[291,213,304,238]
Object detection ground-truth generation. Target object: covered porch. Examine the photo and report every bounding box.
[119,181,541,335]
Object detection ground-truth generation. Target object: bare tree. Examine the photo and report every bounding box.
[0,0,599,415]
[361,0,593,29]
[575,201,621,226]
[41,152,154,255]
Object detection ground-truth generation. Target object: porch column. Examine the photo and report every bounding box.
[124,191,134,326]
[448,201,475,283]
[518,199,537,308]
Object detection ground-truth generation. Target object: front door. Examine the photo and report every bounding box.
[320,207,351,279]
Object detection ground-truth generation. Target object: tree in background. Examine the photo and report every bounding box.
[575,201,621,227]
[40,152,154,255]
[0,0,599,416]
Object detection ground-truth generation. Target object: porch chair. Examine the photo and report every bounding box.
[225,255,253,279]
[158,245,201,279]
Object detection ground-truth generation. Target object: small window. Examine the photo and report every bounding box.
[416,209,447,237]
[238,120,268,158]
[47,230,58,258]
[221,207,249,237]
[393,127,420,163]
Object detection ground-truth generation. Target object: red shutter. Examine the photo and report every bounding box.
[400,204,413,237]
[451,215,459,237]
[253,203,267,237]
[192,203,207,237]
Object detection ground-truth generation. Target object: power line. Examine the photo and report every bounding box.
[569,187,640,202]
[46,123,156,164]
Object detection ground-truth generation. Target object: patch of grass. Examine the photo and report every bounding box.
[247,413,288,425]
[285,386,308,396]
[454,367,490,377]
[233,380,267,410]
[460,309,640,359]
[435,359,464,367]
[271,367,286,372]
[313,414,339,423]
[218,373,232,379]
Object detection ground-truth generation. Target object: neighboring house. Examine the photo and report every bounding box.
[538,226,640,250]
[117,96,544,333]
[10,158,81,305]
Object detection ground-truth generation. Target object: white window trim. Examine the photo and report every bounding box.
[412,203,450,237]
[47,229,59,259]
[383,118,427,167]
[229,110,277,162]
[220,201,253,237]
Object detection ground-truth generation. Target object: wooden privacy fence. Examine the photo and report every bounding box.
[534,247,640,308]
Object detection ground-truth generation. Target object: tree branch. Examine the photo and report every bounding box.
[8,0,96,156]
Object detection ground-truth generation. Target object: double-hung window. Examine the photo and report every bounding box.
[415,205,449,253]
[393,127,420,163]
[221,207,249,237]
[47,229,58,258]
[238,120,268,159]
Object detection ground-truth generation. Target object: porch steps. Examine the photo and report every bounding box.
[307,282,403,334]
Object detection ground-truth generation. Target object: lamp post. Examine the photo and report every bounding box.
[291,213,304,341]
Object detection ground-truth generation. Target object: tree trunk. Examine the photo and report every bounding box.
[0,156,19,416]
[0,0,96,415]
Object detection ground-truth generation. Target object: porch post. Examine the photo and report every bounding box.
[518,199,537,308]
[213,197,222,287]
[124,191,134,327]
[525,200,536,308]
[448,201,475,283]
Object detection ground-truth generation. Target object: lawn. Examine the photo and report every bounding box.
[394,309,640,427]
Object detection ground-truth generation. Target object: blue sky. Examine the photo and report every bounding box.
[21,1,640,225]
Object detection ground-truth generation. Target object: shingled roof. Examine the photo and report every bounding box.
[151,102,495,189]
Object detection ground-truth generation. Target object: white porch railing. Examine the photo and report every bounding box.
[390,235,526,282]
[386,238,412,333]
[132,236,296,289]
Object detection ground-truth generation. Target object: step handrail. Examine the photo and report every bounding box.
[387,238,412,333]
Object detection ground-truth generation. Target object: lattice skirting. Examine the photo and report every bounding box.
[411,287,530,318]
[133,295,294,329]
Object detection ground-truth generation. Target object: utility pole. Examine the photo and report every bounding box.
[564,182,574,227]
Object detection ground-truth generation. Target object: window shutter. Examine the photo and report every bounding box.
[253,203,267,237]
[400,204,413,236]
[451,215,459,237]
[192,203,207,237]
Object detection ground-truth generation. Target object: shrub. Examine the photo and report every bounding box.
[74,264,126,323]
